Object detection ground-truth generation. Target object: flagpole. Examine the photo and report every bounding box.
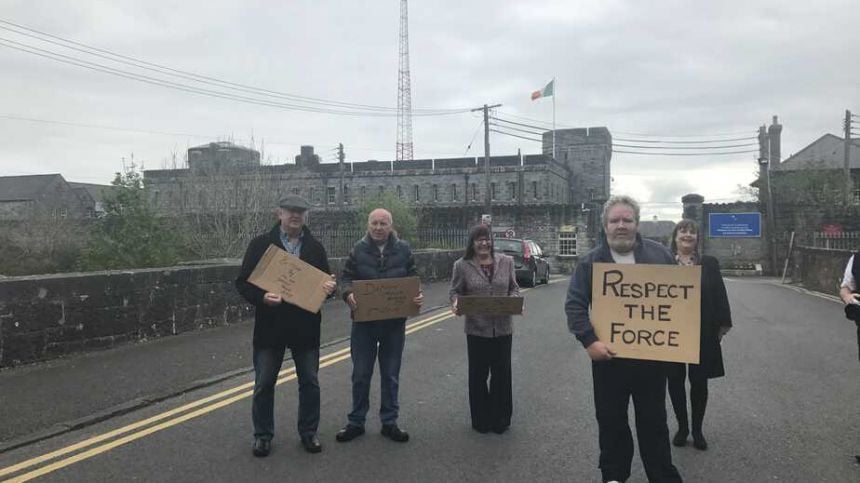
[552,77,556,160]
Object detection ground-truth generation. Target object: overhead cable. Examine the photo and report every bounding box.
[0,37,470,117]
[488,122,544,137]
[489,129,542,143]
[0,19,468,115]
[614,142,758,150]
[613,149,758,156]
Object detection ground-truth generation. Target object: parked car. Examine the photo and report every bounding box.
[493,238,550,287]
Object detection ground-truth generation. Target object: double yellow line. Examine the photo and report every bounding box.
[0,309,455,482]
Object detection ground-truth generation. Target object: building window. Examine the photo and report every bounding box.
[491,182,496,200]
[309,187,317,203]
[344,185,351,204]
[414,185,420,202]
[532,181,538,200]
[378,185,385,196]
[397,185,403,200]
[451,184,458,202]
[559,229,577,256]
[854,177,860,204]
[508,182,516,200]
[292,187,300,195]
[471,183,478,201]
[361,185,367,201]
[433,184,439,202]
[327,186,336,204]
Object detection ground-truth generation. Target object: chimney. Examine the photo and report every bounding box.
[767,115,782,164]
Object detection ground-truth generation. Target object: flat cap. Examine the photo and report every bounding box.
[278,194,311,211]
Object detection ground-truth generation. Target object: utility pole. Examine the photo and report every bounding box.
[845,110,852,204]
[471,103,502,216]
[338,143,345,207]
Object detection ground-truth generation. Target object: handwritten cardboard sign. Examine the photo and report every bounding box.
[591,263,701,364]
[353,276,420,322]
[247,244,331,314]
[457,296,524,316]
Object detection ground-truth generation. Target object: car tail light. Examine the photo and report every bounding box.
[522,242,531,262]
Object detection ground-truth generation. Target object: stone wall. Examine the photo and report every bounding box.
[0,250,462,368]
[789,247,852,296]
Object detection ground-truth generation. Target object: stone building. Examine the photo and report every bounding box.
[0,174,106,221]
[144,128,612,260]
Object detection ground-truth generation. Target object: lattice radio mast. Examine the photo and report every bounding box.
[396,0,414,161]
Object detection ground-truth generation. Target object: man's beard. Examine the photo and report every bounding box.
[607,235,635,253]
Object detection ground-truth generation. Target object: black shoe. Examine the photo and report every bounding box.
[335,424,365,442]
[252,438,271,457]
[672,428,688,447]
[692,432,708,450]
[381,424,410,442]
[301,434,322,453]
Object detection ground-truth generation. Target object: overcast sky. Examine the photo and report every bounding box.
[1,0,857,220]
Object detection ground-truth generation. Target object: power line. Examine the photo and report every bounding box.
[0,113,474,158]
[614,142,758,150]
[489,129,542,143]
[614,136,757,144]
[613,149,758,156]
[0,19,468,116]
[488,122,545,137]
[0,36,458,118]
[463,118,484,155]
[612,129,756,138]
[491,116,549,133]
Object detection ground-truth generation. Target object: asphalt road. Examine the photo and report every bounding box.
[0,277,858,482]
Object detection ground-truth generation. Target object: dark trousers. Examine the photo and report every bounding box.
[667,364,709,435]
[252,344,320,440]
[347,319,406,426]
[592,359,682,483]
[466,334,513,431]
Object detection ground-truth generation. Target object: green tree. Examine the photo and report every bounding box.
[355,189,418,242]
[80,165,183,270]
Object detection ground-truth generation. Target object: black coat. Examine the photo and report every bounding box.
[236,224,331,349]
[340,233,417,322]
[690,255,733,379]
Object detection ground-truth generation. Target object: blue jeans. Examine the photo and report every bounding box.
[347,319,406,426]
[252,344,320,439]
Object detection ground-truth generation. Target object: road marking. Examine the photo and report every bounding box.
[0,280,564,481]
[0,307,458,481]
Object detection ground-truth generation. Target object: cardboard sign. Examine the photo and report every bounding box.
[457,296,524,316]
[591,263,701,364]
[247,244,331,314]
[353,276,421,322]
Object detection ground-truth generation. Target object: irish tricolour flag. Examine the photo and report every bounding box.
[530,80,554,100]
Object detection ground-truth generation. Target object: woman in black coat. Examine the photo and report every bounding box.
[668,219,732,451]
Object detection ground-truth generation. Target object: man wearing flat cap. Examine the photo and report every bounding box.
[236,194,337,457]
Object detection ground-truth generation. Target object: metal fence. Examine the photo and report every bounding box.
[810,231,860,251]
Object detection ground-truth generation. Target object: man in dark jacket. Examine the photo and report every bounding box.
[565,195,682,483]
[335,208,423,444]
[839,252,860,361]
[236,195,336,457]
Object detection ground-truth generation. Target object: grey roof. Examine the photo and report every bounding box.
[0,174,64,201]
[774,134,860,171]
[67,182,114,203]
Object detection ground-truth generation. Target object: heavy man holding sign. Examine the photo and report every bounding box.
[236,195,337,457]
[336,208,423,443]
[565,195,682,483]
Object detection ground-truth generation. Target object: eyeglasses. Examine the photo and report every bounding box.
[475,239,492,245]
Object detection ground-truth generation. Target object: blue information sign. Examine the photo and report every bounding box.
[708,212,761,238]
